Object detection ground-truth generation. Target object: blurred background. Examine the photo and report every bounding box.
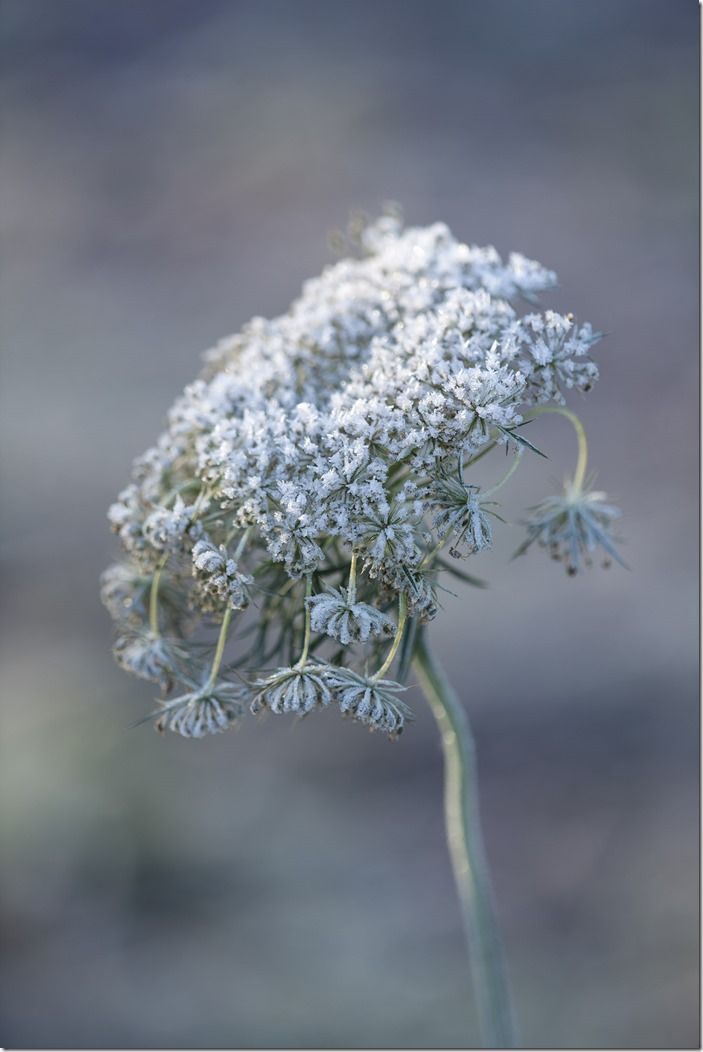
[0,1,698,1047]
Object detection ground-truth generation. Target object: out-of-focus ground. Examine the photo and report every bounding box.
[0,1,698,1047]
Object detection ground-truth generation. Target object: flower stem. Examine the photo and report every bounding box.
[528,405,588,492]
[206,605,232,690]
[149,557,168,637]
[233,526,252,560]
[294,575,313,668]
[412,634,517,1048]
[372,592,407,681]
[483,449,523,497]
[347,552,358,604]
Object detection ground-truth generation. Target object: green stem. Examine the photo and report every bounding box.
[420,538,444,570]
[483,450,523,497]
[206,606,233,690]
[294,575,313,669]
[149,557,168,637]
[372,593,407,680]
[413,635,517,1048]
[347,552,358,603]
[528,406,588,492]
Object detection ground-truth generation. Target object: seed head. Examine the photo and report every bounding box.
[307,587,396,645]
[515,481,625,574]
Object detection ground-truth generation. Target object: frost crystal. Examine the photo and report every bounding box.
[104,213,619,739]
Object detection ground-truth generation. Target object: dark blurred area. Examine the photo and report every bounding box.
[0,1,698,1047]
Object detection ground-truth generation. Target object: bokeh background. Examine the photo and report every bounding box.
[0,1,698,1047]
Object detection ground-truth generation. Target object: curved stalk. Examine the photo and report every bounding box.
[413,634,517,1048]
[205,606,232,690]
[372,593,407,681]
[483,449,523,498]
[527,405,588,492]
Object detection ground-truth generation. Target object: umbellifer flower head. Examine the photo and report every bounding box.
[326,667,412,739]
[103,212,622,739]
[251,664,332,715]
[306,586,396,645]
[113,629,189,690]
[515,480,625,574]
[430,464,498,558]
[154,679,246,737]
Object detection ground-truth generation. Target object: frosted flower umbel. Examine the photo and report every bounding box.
[103,213,623,738]
[515,479,625,574]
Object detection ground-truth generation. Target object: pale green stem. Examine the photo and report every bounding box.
[372,593,407,681]
[205,606,233,691]
[149,557,168,637]
[483,450,523,498]
[347,552,358,603]
[191,483,213,521]
[527,406,589,492]
[413,634,517,1048]
[420,537,445,570]
[294,575,313,669]
[231,526,252,560]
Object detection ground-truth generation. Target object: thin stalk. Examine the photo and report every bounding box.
[149,557,168,637]
[420,537,446,571]
[527,406,588,492]
[483,450,523,498]
[205,606,233,690]
[347,552,358,603]
[233,527,251,560]
[413,634,517,1048]
[372,593,407,680]
[294,575,313,669]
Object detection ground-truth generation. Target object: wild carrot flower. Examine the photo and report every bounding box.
[103,213,621,739]
[103,211,625,1047]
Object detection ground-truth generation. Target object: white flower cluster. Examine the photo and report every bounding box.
[103,214,619,739]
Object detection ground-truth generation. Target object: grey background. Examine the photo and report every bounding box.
[0,1,698,1047]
